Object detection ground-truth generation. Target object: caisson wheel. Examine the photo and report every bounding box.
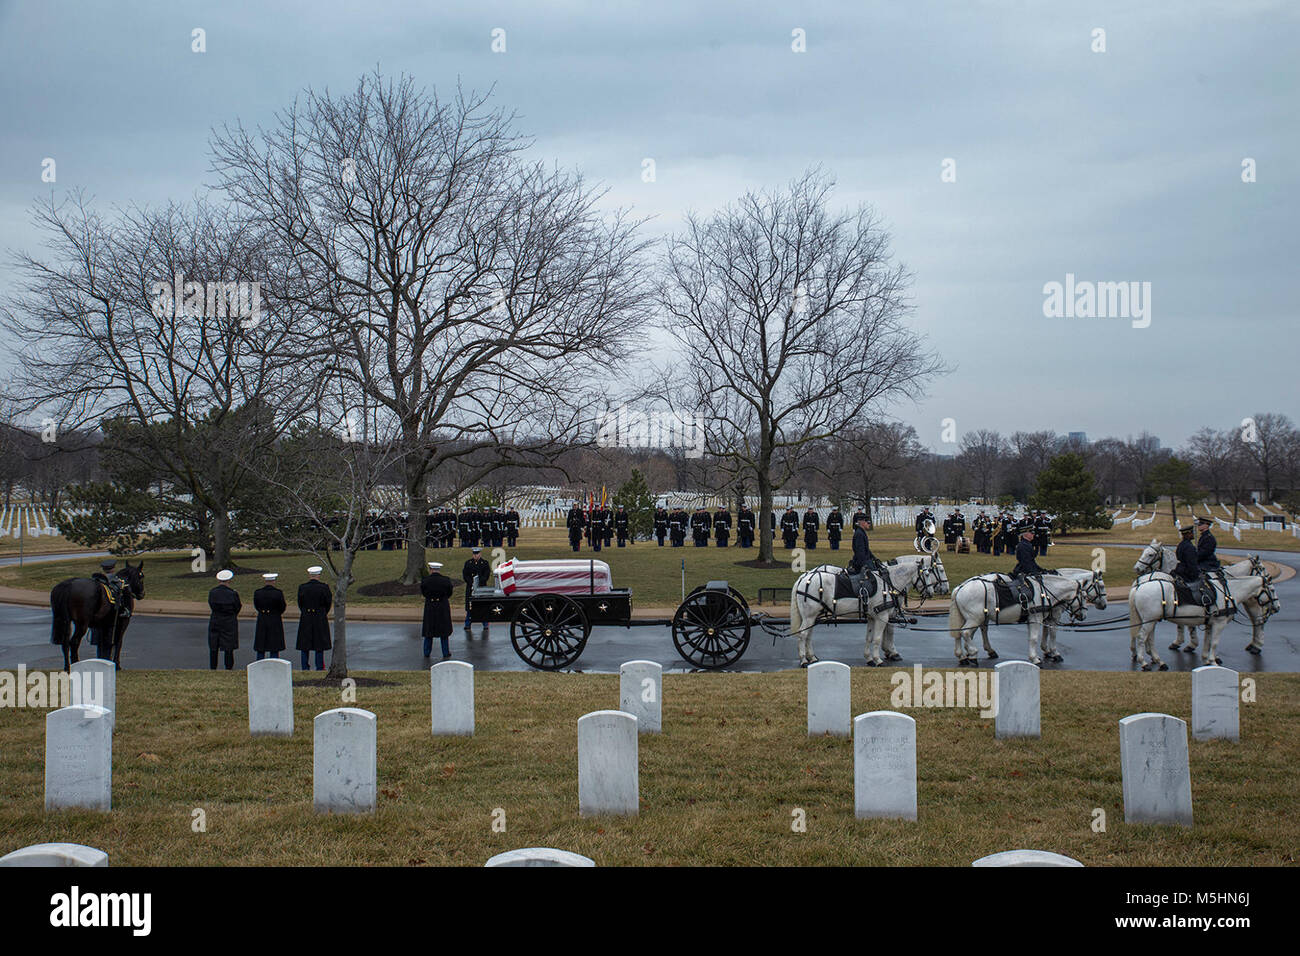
[672,587,751,669]
[510,593,590,670]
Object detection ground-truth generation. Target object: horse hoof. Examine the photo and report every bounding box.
[1141,663,1152,671]
[987,651,999,659]
[865,659,879,667]
[1215,658,1223,665]
[1182,646,1196,653]
[1159,663,1169,671]
[885,653,902,662]
[799,660,810,669]
[1246,646,1262,655]
[1168,643,1181,651]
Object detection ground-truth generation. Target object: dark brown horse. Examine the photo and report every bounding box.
[50,562,145,672]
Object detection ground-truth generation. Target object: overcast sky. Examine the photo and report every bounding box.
[1,0,1295,450]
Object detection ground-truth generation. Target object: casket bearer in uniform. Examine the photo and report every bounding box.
[296,566,333,671]
[207,569,241,671]
[462,546,492,637]
[421,562,455,659]
[253,572,286,661]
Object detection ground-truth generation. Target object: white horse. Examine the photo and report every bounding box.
[789,553,949,667]
[1128,572,1278,670]
[1130,539,1264,658]
[1035,568,1109,662]
[946,572,1105,666]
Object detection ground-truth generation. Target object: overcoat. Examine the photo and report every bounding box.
[207,584,242,652]
[296,579,333,651]
[253,584,287,652]
[420,572,454,638]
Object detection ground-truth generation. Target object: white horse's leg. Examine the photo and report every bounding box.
[864,616,887,666]
[1026,617,1042,666]
[882,623,900,661]
[1202,617,1224,666]
[1169,623,1185,651]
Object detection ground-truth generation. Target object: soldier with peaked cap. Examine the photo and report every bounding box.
[654,506,669,546]
[615,504,631,547]
[567,503,585,551]
[462,547,492,637]
[1195,515,1221,572]
[780,506,799,549]
[296,566,332,671]
[825,507,844,550]
[421,561,455,658]
[802,506,819,549]
[736,504,755,548]
[713,505,731,547]
[253,572,286,660]
[207,569,241,670]
[505,506,520,547]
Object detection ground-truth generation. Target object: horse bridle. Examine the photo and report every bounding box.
[1133,545,1165,576]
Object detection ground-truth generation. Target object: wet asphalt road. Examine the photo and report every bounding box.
[2,548,1297,673]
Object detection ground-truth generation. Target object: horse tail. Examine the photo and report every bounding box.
[1128,592,1141,645]
[947,593,964,639]
[50,580,72,646]
[788,581,803,637]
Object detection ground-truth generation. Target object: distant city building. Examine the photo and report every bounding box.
[1067,431,1088,445]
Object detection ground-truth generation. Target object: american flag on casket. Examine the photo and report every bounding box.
[495,558,613,595]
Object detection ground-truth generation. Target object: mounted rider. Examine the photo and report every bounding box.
[1188,515,1226,609]
[89,559,125,653]
[846,515,914,624]
[1009,527,1050,610]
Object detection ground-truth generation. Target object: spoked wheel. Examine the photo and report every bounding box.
[672,585,751,669]
[510,593,590,670]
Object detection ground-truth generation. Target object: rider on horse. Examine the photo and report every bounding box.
[847,514,914,624]
[89,559,123,653]
[1010,527,1049,609]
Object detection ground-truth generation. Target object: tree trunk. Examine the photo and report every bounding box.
[327,547,356,679]
[757,468,774,564]
[401,484,428,585]
[213,510,230,568]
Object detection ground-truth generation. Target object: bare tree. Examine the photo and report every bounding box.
[1184,427,1234,504]
[211,72,651,584]
[658,170,941,562]
[1240,412,1297,504]
[1119,432,1167,507]
[1,194,308,566]
[957,428,1007,502]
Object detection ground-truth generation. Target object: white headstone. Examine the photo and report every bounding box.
[619,660,662,733]
[578,710,638,816]
[972,849,1083,867]
[994,660,1040,738]
[807,660,851,737]
[313,708,377,814]
[1119,713,1193,826]
[70,659,115,733]
[1191,665,1239,742]
[484,847,596,867]
[45,705,112,812]
[0,843,109,867]
[853,711,917,820]
[431,660,474,735]
[247,658,294,737]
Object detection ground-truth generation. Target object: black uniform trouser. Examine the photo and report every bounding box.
[569,531,581,552]
[782,532,797,548]
[804,531,817,549]
[828,534,840,550]
[209,648,234,670]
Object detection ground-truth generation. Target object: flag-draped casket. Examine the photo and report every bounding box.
[495,558,613,595]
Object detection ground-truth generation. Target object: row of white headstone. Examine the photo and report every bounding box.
[41,656,1241,827]
[0,842,1086,868]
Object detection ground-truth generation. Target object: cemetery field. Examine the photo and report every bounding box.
[7,522,1290,609]
[2,668,1296,866]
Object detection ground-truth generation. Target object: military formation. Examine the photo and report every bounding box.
[913,506,1053,556]
[565,503,634,551]
[349,507,522,550]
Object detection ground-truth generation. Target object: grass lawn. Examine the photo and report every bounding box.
[0,668,1294,866]
[1,518,1291,609]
